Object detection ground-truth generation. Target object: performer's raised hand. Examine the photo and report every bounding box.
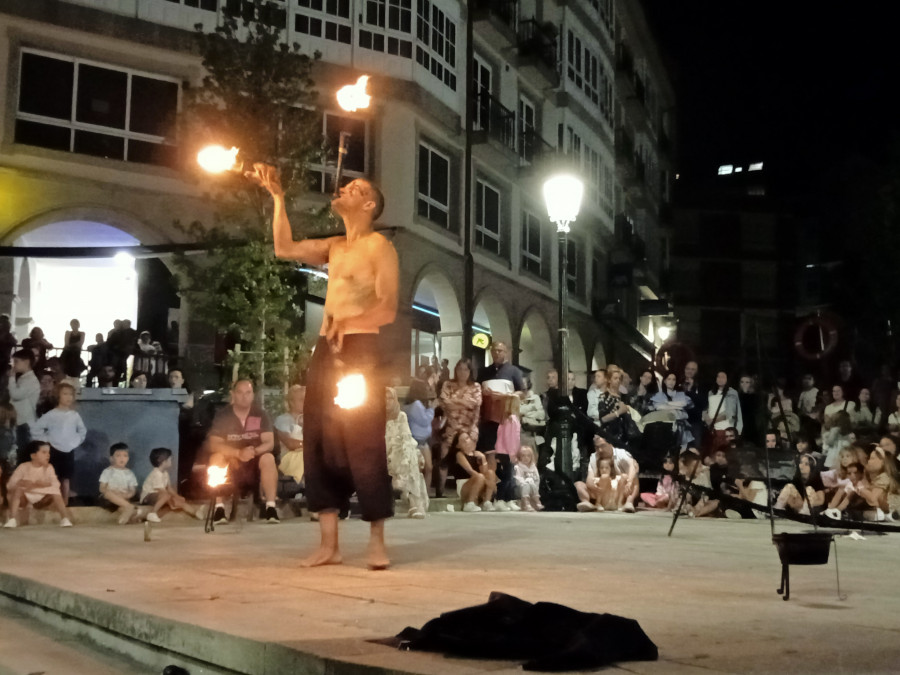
[245,163,284,197]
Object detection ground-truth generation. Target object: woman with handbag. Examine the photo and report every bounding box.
[595,366,639,449]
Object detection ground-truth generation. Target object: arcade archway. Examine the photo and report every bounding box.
[473,291,512,369]
[519,309,553,390]
[411,268,463,376]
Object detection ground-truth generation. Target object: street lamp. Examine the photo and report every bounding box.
[543,174,584,479]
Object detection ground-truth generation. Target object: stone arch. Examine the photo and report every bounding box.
[591,340,607,372]
[568,329,589,388]
[410,265,464,372]
[473,289,513,369]
[2,205,166,246]
[6,217,145,351]
[518,308,553,391]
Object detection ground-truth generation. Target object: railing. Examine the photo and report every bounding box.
[518,126,554,165]
[517,19,558,73]
[473,90,516,153]
[472,0,518,33]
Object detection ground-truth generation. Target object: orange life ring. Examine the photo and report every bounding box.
[794,316,838,361]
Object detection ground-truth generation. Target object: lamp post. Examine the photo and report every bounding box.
[543,174,584,478]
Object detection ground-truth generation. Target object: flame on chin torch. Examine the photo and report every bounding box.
[207,465,228,488]
[336,75,371,112]
[335,373,366,409]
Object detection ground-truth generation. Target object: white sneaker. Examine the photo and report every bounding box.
[823,508,842,521]
[495,500,511,512]
[59,518,73,528]
[482,501,496,511]
[145,512,162,523]
[507,501,521,512]
[621,502,636,513]
[462,502,481,513]
[4,518,17,528]
[576,501,595,512]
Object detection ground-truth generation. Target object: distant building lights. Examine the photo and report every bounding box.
[734,167,743,173]
[717,164,734,176]
[748,162,764,171]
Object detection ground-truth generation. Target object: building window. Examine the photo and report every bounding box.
[225,0,287,27]
[418,142,450,229]
[521,210,545,279]
[416,0,457,91]
[475,180,501,256]
[360,0,413,57]
[15,49,178,168]
[165,0,218,10]
[295,0,352,44]
[566,30,599,107]
[307,111,367,194]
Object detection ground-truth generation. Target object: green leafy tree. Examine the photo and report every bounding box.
[174,2,330,396]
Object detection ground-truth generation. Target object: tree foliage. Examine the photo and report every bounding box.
[175,2,328,392]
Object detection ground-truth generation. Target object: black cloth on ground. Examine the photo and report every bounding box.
[390,591,658,672]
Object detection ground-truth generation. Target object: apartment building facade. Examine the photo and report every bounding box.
[0,0,675,387]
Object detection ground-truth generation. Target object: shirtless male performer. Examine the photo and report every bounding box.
[248,164,399,570]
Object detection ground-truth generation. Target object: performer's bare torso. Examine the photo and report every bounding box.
[322,233,383,337]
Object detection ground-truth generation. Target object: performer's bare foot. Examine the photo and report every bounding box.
[367,543,390,571]
[367,519,390,570]
[300,546,343,567]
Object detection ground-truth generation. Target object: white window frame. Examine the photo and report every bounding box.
[15,47,179,165]
[294,0,353,44]
[521,209,544,278]
[305,110,368,194]
[417,141,451,228]
[360,0,414,57]
[416,0,457,90]
[475,178,501,256]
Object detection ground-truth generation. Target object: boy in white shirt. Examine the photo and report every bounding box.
[99,442,138,524]
[140,447,202,522]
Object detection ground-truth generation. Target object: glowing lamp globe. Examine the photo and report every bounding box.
[543,174,584,233]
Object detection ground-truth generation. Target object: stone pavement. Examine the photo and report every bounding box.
[1,509,899,674]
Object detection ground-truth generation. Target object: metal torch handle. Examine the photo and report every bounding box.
[333,131,352,196]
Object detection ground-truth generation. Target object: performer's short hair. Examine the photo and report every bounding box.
[361,180,385,221]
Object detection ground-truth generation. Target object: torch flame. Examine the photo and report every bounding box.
[335,373,366,409]
[336,76,370,112]
[207,465,228,488]
[197,145,241,173]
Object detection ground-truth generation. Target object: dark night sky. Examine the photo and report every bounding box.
[643,1,900,196]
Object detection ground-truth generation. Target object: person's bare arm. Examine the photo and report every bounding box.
[208,435,239,460]
[276,429,303,451]
[246,163,337,264]
[254,431,275,457]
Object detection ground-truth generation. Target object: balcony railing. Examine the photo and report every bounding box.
[517,19,558,74]
[473,90,516,153]
[518,126,555,166]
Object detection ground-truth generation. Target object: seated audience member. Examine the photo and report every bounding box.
[207,379,279,524]
[640,455,678,510]
[140,447,202,522]
[129,371,148,389]
[574,434,639,513]
[774,452,825,515]
[514,445,543,511]
[824,460,867,519]
[450,431,497,512]
[4,441,72,528]
[274,384,305,485]
[677,447,720,518]
[887,393,900,433]
[855,387,882,431]
[858,446,899,521]
[99,442,139,525]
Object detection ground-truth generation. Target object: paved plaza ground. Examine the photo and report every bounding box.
[1,508,899,674]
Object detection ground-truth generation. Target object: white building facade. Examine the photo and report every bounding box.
[0,0,675,387]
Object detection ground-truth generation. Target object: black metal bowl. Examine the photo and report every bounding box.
[772,532,834,565]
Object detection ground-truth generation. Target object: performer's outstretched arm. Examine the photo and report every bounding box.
[246,163,336,264]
